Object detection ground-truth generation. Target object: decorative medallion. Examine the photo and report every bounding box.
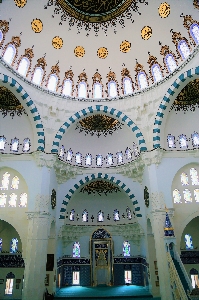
[141,26,152,40]
[144,186,149,208]
[14,0,27,8]
[193,0,199,9]
[80,180,121,196]
[120,40,131,53]
[52,36,63,49]
[74,46,85,58]
[97,47,108,59]
[31,19,43,33]
[158,2,170,18]
[0,87,27,118]
[75,114,123,137]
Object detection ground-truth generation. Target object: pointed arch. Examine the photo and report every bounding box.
[0,73,45,151]
[59,173,142,219]
[153,66,199,149]
[51,105,147,153]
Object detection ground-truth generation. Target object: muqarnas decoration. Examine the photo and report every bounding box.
[75,114,123,137]
[80,180,121,196]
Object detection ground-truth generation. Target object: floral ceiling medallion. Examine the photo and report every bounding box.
[80,180,121,196]
[44,0,149,36]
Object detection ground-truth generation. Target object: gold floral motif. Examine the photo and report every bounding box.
[52,36,63,49]
[31,19,43,33]
[158,2,170,18]
[141,26,152,40]
[120,40,131,53]
[14,0,27,8]
[74,46,85,58]
[97,47,108,59]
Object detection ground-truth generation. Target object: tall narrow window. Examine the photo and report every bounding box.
[125,147,132,160]
[165,54,177,73]
[126,207,132,220]
[10,238,18,253]
[181,172,189,186]
[183,189,192,203]
[107,153,113,165]
[0,30,3,43]
[98,210,104,222]
[0,193,7,207]
[82,210,88,222]
[117,152,123,164]
[194,189,199,202]
[62,79,72,97]
[123,77,133,95]
[173,189,182,203]
[78,82,87,98]
[167,135,175,148]
[179,134,187,149]
[185,234,193,249]
[108,81,117,98]
[93,83,102,99]
[19,193,27,207]
[123,241,130,257]
[151,64,162,83]
[0,238,2,252]
[73,242,80,258]
[11,138,19,152]
[190,23,199,44]
[22,138,30,152]
[69,209,75,221]
[138,72,148,89]
[190,168,199,185]
[11,176,19,190]
[192,132,199,147]
[47,74,58,92]
[113,209,120,221]
[0,136,6,151]
[32,67,44,85]
[66,149,73,162]
[133,143,139,157]
[3,44,16,65]
[96,154,103,167]
[1,172,10,190]
[17,57,30,77]
[75,152,82,164]
[9,193,17,207]
[59,145,65,159]
[85,154,92,166]
[178,40,191,60]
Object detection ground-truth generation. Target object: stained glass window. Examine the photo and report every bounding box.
[167,135,175,148]
[47,74,58,92]
[108,81,117,98]
[183,189,192,203]
[125,147,132,160]
[151,64,162,83]
[133,143,139,157]
[194,189,199,202]
[66,149,73,162]
[93,83,102,99]
[69,209,75,221]
[18,57,30,77]
[123,241,130,257]
[185,234,193,249]
[11,176,19,190]
[107,153,113,165]
[85,154,92,166]
[113,209,120,221]
[98,210,104,222]
[0,30,3,43]
[78,82,87,98]
[190,168,199,185]
[179,134,187,149]
[22,138,30,152]
[62,79,72,96]
[0,136,6,151]
[10,238,18,253]
[1,172,10,190]
[138,72,148,89]
[126,207,132,220]
[173,189,182,203]
[117,152,123,164]
[11,138,19,152]
[0,194,7,207]
[82,210,88,222]
[73,242,80,258]
[19,193,27,207]
[178,40,190,60]
[123,77,133,95]
[75,152,82,164]
[190,24,199,45]
[59,145,65,159]
[165,54,177,73]
[0,238,2,252]
[96,154,103,166]
[3,44,16,65]
[32,67,43,85]
[9,193,17,207]
[192,132,199,147]
[181,172,189,186]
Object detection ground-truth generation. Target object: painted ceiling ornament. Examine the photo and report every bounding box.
[31,19,43,33]
[158,2,170,18]
[52,36,63,49]
[141,26,152,40]
[74,46,85,58]
[44,0,149,36]
[120,40,131,53]
[193,0,199,9]
[80,180,121,196]
[97,47,108,59]
[51,189,56,209]
[14,0,27,8]
[144,186,149,208]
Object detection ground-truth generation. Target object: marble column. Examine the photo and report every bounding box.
[22,212,50,300]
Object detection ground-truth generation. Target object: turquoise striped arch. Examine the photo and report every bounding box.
[153,66,199,149]
[59,173,142,219]
[51,105,147,153]
[0,73,45,151]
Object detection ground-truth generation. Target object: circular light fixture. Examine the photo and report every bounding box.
[141,26,152,40]
[120,40,131,53]
[97,47,108,59]
[31,19,43,33]
[158,2,171,18]
[14,0,27,8]
[52,36,63,49]
[74,46,85,58]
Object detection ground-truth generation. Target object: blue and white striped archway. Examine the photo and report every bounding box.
[59,173,142,219]
[153,66,199,149]
[0,73,45,151]
[51,105,147,153]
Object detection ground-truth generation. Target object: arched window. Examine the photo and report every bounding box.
[190,168,199,185]
[19,193,27,207]
[165,54,177,73]
[10,138,19,152]
[0,30,3,43]
[9,193,17,207]
[123,241,130,257]
[96,154,103,166]
[113,209,120,221]
[93,82,102,99]
[75,152,82,164]
[173,189,182,203]
[117,152,123,164]
[82,210,88,222]
[17,57,30,77]
[0,194,7,207]
[133,143,139,157]
[194,189,199,202]
[66,149,73,162]
[106,153,113,165]
[179,134,187,149]
[10,238,18,253]
[123,77,133,95]
[178,40,191,60]
[151,64,162,83]
[22,138,30,152]
[0,238,2,252]
[3,44,16,65]
[190,23,199,44]
[69,209,75,221]
[125,147,132,160]
[47,74,58,92]
[73,242,80,258]
[11,176,19,190]
[126,207,132,220]
[167,135,175,148]
[59,145,65,159]
[62,79,72,97]
[97,210,104,222]
[183,189,192,203]
[0,136,6,151]
[1,172,10,190]
[5,272,15,295]
[85,153,92,166]
[32,67,44,85]
[108,81,117,98]
[181,172,189,185]
[192,132,199,147]
[185,234,193,249]
[138,72,148,89]
[78,82,87,98]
